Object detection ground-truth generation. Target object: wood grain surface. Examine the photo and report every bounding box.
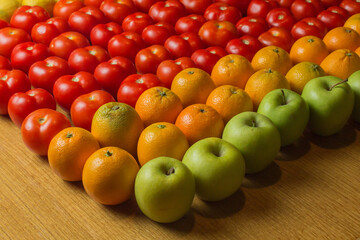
[1,113,360,240]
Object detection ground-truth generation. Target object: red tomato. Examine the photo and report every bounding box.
[68,45,110,73]
[156,57,196,88]
[133,0,159,12]
[321,0,341,7]
[108,32,146,61]
[317,9,346,30]
[236,16,269,37]
[90,22,123,49]
[275,0,295,8]
[290,0,324,20]
[149,0,186,26]
[0,19,9,29]
[258,27,294,52]
[215,0,251,15]
[117,73,163,107]
[180,0,213,14]
[247,0,279,18]
[191,46,227,74]
[84,0,104,7]
[49,31,90,59]
[68,6,106,38]
[204,2,242,25]
[135,45,172,74]
[53,0,84,20]
[290,17,328,39]
[0,69,31,115]
[0,27,31,58]
[11,42,50,73]
[122,12,154,35]
[28,56,71,94]
[70,90,115,131]
[164,35,193,58]
[266,8,296,31]
[21,109,71,156]
[100,0,136,24]
[10,6,50,33]
[180,32,206,52]
[340,0,360,15]
[198,20,239,48]
[142,22,176,45]
[0,56,11,70]
[94,56,137,97]
[31,17,69,46]
[327,6,349,19]
[226,35,263,61]
[53,71,101,110]
[175,14,206,34]
[8,88,56,128]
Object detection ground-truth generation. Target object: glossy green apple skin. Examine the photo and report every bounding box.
[222,112,281,174]
[182,137,245,202]
[257,89,310,146]
[134,157,195,223]
[301,76,354,136]
[348,70,360,123]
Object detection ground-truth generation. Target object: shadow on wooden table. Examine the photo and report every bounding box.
[241,162,282,189]
[277,136,311,162]
[104,196,140,217]
[159,210,195,233]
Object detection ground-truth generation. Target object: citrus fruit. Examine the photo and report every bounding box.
[320,49,360,80]
[91,102,144,158]
[323,27,360,52]
[48,127,100,182]
[171,68,216,107]
[285,62,326,94]
[206,85,253,123]
[82,146,139,205]
[175,104,224,145]
[211,54,255,89]
[344,13,360,34]
[135,87,183,127]
[356,46,360,56]
[251,46,293,76]
[137,122,189,166]
[289,36,329,65]
[22,0,56,15]
[245,68,290,110]
[0,0,20,22]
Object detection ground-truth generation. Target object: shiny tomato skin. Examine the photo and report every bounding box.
[258,27,294,52]
[340,0,360,15]
[84,0,104,7]
[117,73,163,107]
[321,0,341,7]
[142,22,176,45]
[215,0,251,14]
[94,56,137,97]
[21,109,71,156]
[198,20,239,48]
[49,31,90,59]
[180,32,206,52]
[90,22,123,49]
[100,0,136,24]
[180,0,213,14]
[290,0,324,20]
[11,42,50,73]
[68,46,110,73]
[28,56,71,94]
[0,69,31,115]
[236,16,268,37]
[204,2,242,25]
[266,8,296,31]
[31,17,69,46]
[191,46,227,74]
[70,90,115,131]
[226,35,263,61]
[122,12,154,35]
[290,17,328,39]
[108,32,146,61]
[0,56,11,70]
[8,88,56,128]
[133,0,159,12]
[164,35,193,58]
[317,9,346,30]
[327,6,349,19]
[10,6,50,33]
[156,57,196,88]
[53,0,84,20]
[0,19,9,29]
[175,14,206,34]
[0,27,31,58]
[135,45,173,74]
[149,0,186,25]
[275,0,295,8]
[247,0,280,18]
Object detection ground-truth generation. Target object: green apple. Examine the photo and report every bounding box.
[134,157,195,223]
[348,70,360,123]
[301,76,354,136]
[257,89,309,146]
[222,112,281,174]
[182,137,245,202]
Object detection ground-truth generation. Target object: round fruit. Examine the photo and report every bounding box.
[323,27,360,52]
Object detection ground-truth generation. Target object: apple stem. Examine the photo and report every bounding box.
[252,120,256,127]
[166,167,175,175]
[329,79,348,91]
[281,89,286,105]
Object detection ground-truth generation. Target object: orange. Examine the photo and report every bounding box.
[289,36,329,65]
[344,13,360,34]
[48,127,100,182]
[211,54,255,89]
[137,122,189,166]
[82,146,139,205]
[135,87,183,127]
[206,85,253,123]
[175,104,224,145]
[251,46,293,76]
[245,68,290,110]
[323,27,360,52]
[320,49,360,80]
[356,46,360,56]
[91,102,144,158]
[285,62,326,94]
[171,68,216,107]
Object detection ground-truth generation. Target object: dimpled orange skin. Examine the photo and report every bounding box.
[290,36,329,65]
[323,27,360,52]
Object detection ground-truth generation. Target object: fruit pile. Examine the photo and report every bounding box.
[1,0,360,224]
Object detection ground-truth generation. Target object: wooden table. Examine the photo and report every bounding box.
[1,113,360,240]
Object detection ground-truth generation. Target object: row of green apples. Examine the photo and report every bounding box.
[134,71,360,223]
